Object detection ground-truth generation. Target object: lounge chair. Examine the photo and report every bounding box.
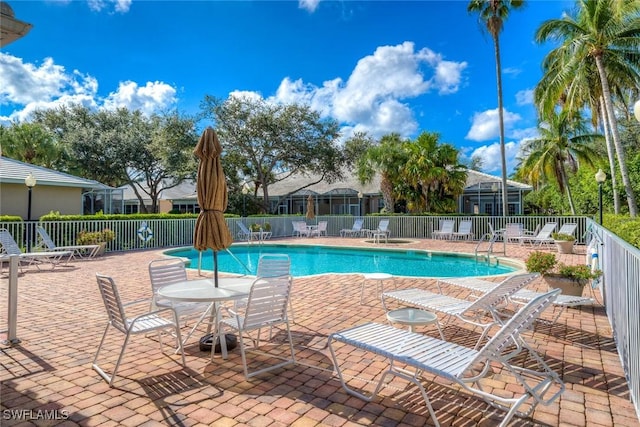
[432,220,454,240]
[451,220,473,240]
[517,222,557,247]
[382,273,539,349]
[310,220,328,237]
[237,222,266,242]
[329,289,564,427]
[0,228,72,270]
[35,225,100,260]
[438,273,596,323]
[292,221,311,238]
[340,218,364,237]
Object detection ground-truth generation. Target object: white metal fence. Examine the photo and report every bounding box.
[1,215,590,253]
[589,219,640,420]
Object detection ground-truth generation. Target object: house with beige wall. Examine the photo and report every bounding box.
[0,156,117,219]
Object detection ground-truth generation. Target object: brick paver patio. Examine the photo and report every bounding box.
[1,237,638,426]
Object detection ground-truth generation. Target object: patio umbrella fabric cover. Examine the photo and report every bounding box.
[306,195,315,220]
[193,127,233,252]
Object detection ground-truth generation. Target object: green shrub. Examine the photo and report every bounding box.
[77,228,116,245]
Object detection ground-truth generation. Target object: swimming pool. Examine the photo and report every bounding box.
[165,244,519,278]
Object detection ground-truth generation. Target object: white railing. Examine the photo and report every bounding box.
[589,219,640,420]
[1,215,590,254]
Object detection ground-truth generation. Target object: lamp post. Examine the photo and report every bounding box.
[595,169,606,225]
[491,183,498,216]
[24,172,36,251]
[357,191,363,216]
[241,184,249,217]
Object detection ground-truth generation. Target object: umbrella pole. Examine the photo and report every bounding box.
[213,249,219,287]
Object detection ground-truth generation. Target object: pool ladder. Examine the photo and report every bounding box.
[474,232,504,266]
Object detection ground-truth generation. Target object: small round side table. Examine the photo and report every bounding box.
[386,307,444,338]
[361,273,394,304]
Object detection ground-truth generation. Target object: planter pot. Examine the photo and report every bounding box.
[543,275,585,297]
[554,240,575,254]
[95,242,107,256]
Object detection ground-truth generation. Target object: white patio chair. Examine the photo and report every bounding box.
[517,222,557,247]
[501,223,524,243]
[93,273,186,386]
[310,221,328,237]
[451,220,473,240]
[0,228,72,270]
[292,221,311,238]
[35,225,100,260]
[257,254,295,323]
[148,258,212,348]
[432,220,455,240]
[212,275,296,379]
[340,218,364,237]
[382,273,539,349]
[329,289,564,427]
[372,219,391,240]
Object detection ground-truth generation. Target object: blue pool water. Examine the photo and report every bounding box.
[165,244,518,278]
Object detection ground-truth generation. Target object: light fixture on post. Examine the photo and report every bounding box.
[491,183,498,216]
[595,169,606,225]
[24,172,37,252]
[634,100,640,123]
[357,191,363,216]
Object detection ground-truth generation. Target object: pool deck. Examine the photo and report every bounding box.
[1,237,638,426]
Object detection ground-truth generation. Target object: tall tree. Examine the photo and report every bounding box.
[200,95,343,214]
[518,109,602,214]
[535,0,640,216]
[356,133,407,213]
[468,0,525,217]
[33,105,198,212]
[402,132,467,213]
[0,122,64,169]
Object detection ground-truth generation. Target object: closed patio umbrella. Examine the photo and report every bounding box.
[306,195,315,220]
[193,127,233,287]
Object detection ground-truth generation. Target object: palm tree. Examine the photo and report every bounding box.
[535,49,636,215]
[536,0,640,216]
[468,0,525,217]
[357,133,408,213]
[402,132,467,213]
[518,109,602,214]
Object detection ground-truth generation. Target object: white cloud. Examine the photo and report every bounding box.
[470,140,521,174]
[273,41,467,139]
[465,108,522,141]
[503,67,522,77]
[102,81,177,116]
[298,0,320,13]
[515,89,533,106]
[87,0,131,13]
[0,53,176,123]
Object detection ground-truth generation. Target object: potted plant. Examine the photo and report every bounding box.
[250,222,270,232]
[77,228,116,256]
[552,232,576,254]
[525,251,600,296]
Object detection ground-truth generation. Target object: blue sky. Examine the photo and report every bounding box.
[0,0,572,175]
